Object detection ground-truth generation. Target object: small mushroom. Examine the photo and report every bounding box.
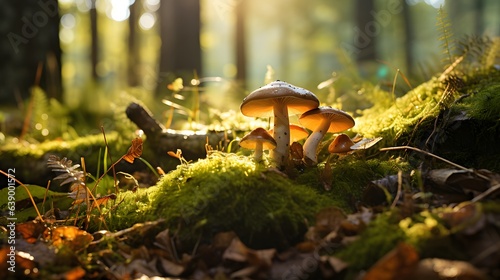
[239,127,277,162]
[328,133,355,154]
[299,106,355,165]
[240,81,319,169]
[268,124,309,144]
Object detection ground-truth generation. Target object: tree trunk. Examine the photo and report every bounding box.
[0,0,62,104]
[473,0,485,35]
[157,0,201,93]
[90,0,98,80]
[402,0,414,75]
[234,0,247,88]
[128,0,139,87]
[354,0,376,63]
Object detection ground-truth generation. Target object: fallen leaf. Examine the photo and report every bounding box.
[45,226,93,251]
[223,238,249,263]
[123,137,143,164]
[0,247,39,279]
[363,242,419,280]
[16,220,46,243]
[440,203,484,234]
[158,256,185,276]
[411,258,488,280]
[311,206,347,240]
[323,255,349,273]
[59,266,86,280]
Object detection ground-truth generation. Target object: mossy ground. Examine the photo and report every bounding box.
[353,67,500,171]
[0,132,130,189]
[106,153,345,249]
[335,201,500,278]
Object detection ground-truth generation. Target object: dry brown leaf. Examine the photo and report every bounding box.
[154,228,181,263]
[363,242,419,280]
[0,247,39,278]
[223,238,249,263]
[158,256,185,276]
[212,231,238,249]
[426,169,491,194]
[222,237,276,278]
[60,266,86,280]
[411,258,488,280]
[16,220,46,244]
[45,226,93,251]
[307,206,347,241]
[123,137,143,164]
[323,255,349,273]
[114,258,160,278]
[440,203,485,234]
[252,248,276,268]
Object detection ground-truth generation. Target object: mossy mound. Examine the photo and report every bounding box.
[336,201,500,277]
[352,77,442,142]
[353,67,500,172]
[296,157,410,211]
[0,132,129,188]
[107,153,337,249]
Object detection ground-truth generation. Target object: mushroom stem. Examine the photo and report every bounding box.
[270,103,290,169]
[302,118,330,164]
[253,141,264,162]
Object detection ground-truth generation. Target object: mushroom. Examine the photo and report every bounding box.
[299,106,355,165]
[239,127,277,162]
[328,133,355,154]
[240,81,319,168]
[268,124,309,144]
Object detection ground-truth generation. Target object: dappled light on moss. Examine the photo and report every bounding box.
[107,152,337,249]
[353,77,442,141]
[296,157,410,211]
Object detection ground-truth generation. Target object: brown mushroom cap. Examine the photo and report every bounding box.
[328,134,354,154]
[268,124,309,143]
[299,106,355,133]
[239,127,277,150]
[240,81,320,117]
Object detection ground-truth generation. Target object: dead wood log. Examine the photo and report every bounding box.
[125,102,232,161]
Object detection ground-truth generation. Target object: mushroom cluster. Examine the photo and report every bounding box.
[240,81,319,168]
[240,80,355,168]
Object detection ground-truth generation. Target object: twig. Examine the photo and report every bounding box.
[471,183,500,202]
[0,170,44,222]
[391,170,403,209]
[89,219,164,246]
[380,145,490,181]
[381,145,468,170]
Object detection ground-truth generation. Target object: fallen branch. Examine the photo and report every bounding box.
[380,145,490,181]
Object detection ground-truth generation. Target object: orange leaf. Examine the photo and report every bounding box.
[16,221,46,244]
[92,193,116,207]
[45,226,93,251]
[363,242,419,280]
[63,266,86,280]
[123,137,143,164]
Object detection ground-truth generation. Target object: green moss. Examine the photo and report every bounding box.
[0,132,129,187]
[336,207,469,275]
[107,153,336,249]
[335,211,406,271]
[1,131,124,158]
[296,158,410,211]
[353,77,442,141]
[453,71,500,122]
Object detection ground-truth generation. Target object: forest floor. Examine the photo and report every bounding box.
[1,51,500,279]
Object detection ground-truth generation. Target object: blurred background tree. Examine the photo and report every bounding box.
[0,0,499,134]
